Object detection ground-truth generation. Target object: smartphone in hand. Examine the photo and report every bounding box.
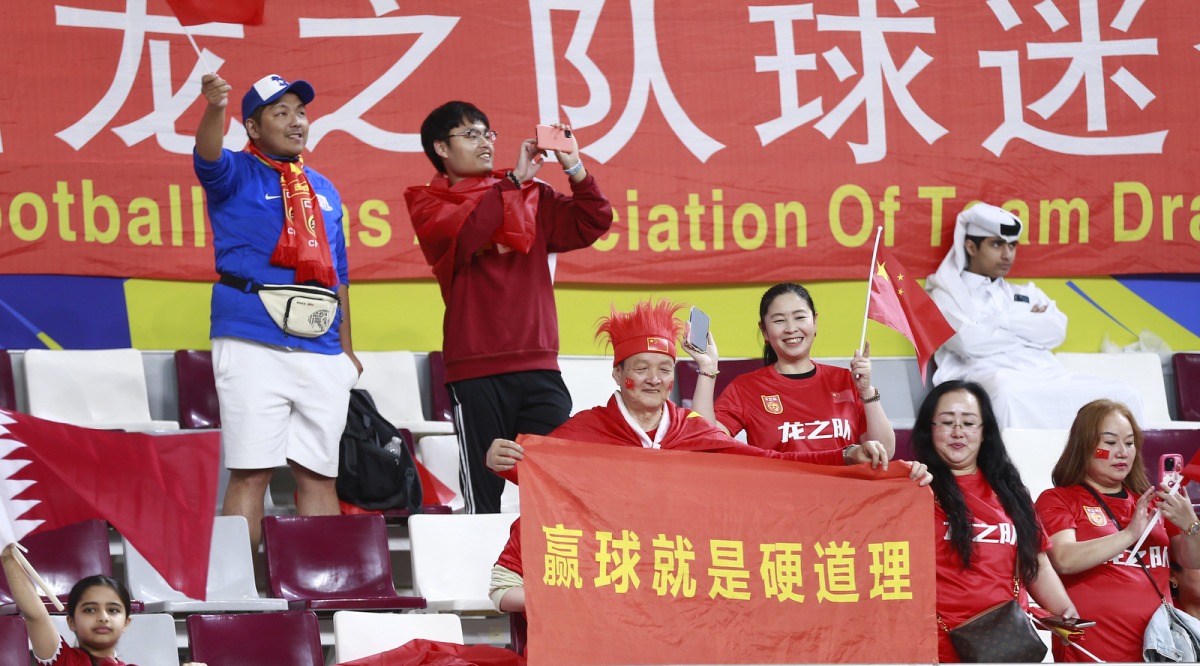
[687,306,710,353]
[1161,453,1185,490]
[1040,615,1096,630]
[535,124,574,152]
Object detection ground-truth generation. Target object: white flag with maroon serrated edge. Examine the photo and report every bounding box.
[0,410,219,600]
[0,412,43,547]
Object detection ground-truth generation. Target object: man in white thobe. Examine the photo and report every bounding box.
[925,203,1145,428]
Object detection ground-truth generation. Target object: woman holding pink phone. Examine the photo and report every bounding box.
[1036,399,1200,661]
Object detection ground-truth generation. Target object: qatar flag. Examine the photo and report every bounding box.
[0,411,218,600]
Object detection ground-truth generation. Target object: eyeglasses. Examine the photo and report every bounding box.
[445,129,498,144]
[932,420,982,433]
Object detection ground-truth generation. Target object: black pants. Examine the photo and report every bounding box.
[448,370,571,513]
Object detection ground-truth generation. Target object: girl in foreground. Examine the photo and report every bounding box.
[2,543,207,665]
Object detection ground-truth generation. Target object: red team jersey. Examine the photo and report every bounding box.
[934,472,1048,663]
[1037,485,1177,663]
[714,363,867,452]
[41,638,130,665]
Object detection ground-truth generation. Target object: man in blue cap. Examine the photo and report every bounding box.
[194,72,361,549]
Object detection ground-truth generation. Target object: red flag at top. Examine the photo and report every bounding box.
[0,411,218,600]
[165,0,265,26]
[867,247,956,384]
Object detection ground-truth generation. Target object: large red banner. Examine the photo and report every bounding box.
[517,436,937,665]
[1,1,1197,284]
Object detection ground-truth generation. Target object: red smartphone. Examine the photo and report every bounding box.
[1161,453,1184,489]
[535,124,574,152]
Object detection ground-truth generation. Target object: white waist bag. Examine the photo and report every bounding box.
[220,275,339,338]
[257,284,339,338]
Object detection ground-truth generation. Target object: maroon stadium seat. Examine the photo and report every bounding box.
[675,358,763,409]
[428,351,454,423]
[261,514,425,611]
[1173,353,1200,422]
[893,428,913,461]
[187,610,322,665]
[0,520,141,615]
[510,611,527,656]
[0,615,28,657]
[174,349,220,429]
[0,349,15,412]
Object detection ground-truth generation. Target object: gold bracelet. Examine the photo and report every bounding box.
[698,369,720,379]
[862,388,881,404]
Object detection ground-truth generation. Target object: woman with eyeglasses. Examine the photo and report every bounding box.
[912,380,1078,662]
[1035,399,1200,662]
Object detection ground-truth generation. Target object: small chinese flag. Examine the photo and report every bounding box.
[1182,450,1200,485]
[867,246,956,384]
[164,0,265,26]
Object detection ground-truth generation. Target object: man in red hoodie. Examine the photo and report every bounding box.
[405,102,612,513]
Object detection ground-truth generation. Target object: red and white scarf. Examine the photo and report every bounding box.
[404,171,539,300]
[247,143,337,287]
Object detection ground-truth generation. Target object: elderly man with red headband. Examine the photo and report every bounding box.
[486,299,931,613]
[488,299,933,473]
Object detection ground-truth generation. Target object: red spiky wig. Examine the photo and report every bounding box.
[595,299,684,366]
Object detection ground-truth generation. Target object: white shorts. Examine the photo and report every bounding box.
[212,337,358,478]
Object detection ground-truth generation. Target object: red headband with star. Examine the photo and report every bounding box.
[596,299,684,366]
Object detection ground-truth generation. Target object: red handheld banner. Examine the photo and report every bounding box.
[517,435,937,664]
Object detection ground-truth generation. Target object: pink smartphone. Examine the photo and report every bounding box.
[535,124,574,152]
[1161,453,1184,488]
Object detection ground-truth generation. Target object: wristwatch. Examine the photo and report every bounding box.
[842,443,861,465]
[1186,520,1200,536]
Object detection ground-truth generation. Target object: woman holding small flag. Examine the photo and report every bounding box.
[1036,399,1200,662]
[689,282,895,459]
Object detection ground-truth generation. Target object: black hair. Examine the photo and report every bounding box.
[419,101,490,174]
[67,574,132,618]
[245,105,266,130]
[911,380,1042,583]
[963,234,988,272]
[757,283,817,366]
[964,234,988,251]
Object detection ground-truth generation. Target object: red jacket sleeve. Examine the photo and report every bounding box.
[536,173,613,252]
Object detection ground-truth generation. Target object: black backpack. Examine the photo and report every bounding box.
[336,389,424,513]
